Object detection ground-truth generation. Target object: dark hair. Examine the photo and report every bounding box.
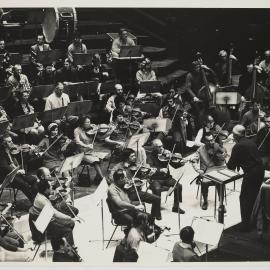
[203,114,214,125]
[77,115,91,128]
[73,31,81,40]
[36,167,47,180]
[113,169,125,182]
[114,95,126,108]
[180,226,194,244]
[119,28,127,35]
[134,212,148,227]
[37,180,50,195]
[121,148,135,162]
[202,132,213,143]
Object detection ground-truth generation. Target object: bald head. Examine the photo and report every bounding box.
[232,124,245,140]
[152,139,163,147]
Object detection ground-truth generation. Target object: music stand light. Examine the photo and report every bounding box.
[66,100,93,117]
[73,53,93,66]
[215,92,241,105]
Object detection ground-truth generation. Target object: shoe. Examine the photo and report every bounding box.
[218,206,227,214]
[201,201,208,210]
[172,207,185,214]
[155,215,162,221]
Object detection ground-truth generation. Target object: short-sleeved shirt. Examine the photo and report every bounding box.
[45,92,70,111]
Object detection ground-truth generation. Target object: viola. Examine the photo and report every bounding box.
[124,177,145,190]
[129,164,152,178]
[85,124,98,137]
[157,149,172,162]
[10,144,35,155]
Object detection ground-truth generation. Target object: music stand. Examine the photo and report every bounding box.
[8,53,22,65]
[93,177,109,250]
[11,113,37,130]
[59,153,84,204]
[0,167,20,201]
[73,53,93,66]
[127,133,150,159]
[0,85,12,102]
[37,50,64,66]
[191,217,224,261]
[143,118,172,133]
[29,84,55,99]
[39,106,68,123]
[33,203,54,261]
[215,92,241,105]
[64,81,99,99]
[65,101,93,117]
[140,80,162,94]
[0,121,10,136]
[99,81,115,95]
[119,45,142,58]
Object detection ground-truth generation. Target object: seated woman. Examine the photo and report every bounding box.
[104,114,148,165]
[12,90,45,142]
[74,116,104,184]
[38,123,73,173]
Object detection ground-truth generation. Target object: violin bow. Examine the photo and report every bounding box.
[91,124,100,147]
[130,162,144,206]
[42,134,64,156]
[166,143,176,169]
[20,145,24,171]
[213,122,226,141]
[54,174,85,223]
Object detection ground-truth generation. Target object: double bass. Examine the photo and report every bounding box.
[244,53,266,103]
[196,53,218,107]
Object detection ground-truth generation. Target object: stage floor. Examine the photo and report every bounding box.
[16,149,244,264]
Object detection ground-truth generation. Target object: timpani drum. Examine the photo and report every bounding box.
[42,7,77,43]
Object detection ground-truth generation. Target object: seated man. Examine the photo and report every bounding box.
[191,132,227,210]
[172,226,200,262]
[107,169,145,227]
[55,58,78,84]
[0,134,38,202]
[111,28,135,58]
[36,167,79,218]
[29,180,77,252]
[67,31,87,63]
[109,148,162,220]
[148,139,185,214]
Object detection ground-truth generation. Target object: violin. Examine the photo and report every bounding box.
[85,124,99,137]
[207,144,226,165]
[10,144,35,155]
[129,164,153,178]
[158,149,172,162]
[124,177,145,190]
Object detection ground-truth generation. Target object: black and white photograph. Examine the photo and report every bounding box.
[0,1,270,265]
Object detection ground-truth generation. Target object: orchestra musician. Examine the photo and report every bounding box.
[172,226,200,262]
[227,125,265,231]
[191,132,227,210]
[0,134,38,202]
[148,139,185,214]
[111,28,135,58]
[107,169,145,227]
[0,39,10,86]
[136,58,157,84]
[158,96,188,154]
[241,101,265,137]
[37,167,79,218]
[38,122,73,173]
[35,64,56,85]
[109,148,162,220]
[254,114,270,167]
[67,31,87,63]
[74,115,104,184]
[259,50,270,88]
[104,113,148,165]
[55,59,78,84]
[29,179,78,252]
[30,34,51,73]
[194,114,228,147]
[12,90,45,140]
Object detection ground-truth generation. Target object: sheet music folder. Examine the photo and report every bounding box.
[64,81,99,98]
[119,45,142,58]
[12,113,37,130]
[73,53,93,66]
[140,80,162,94]
[30,84,55,99]
[65,100,93,117]
[37,50,64,65]
[39,106,67,123]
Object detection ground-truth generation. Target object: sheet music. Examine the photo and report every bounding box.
[168,165,185,181]
[186,140,195,147]
[192,217,224,246]
[218,168,239,178]
[205,171,229,182]
[33,203,54,234]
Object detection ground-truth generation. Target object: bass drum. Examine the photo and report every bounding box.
[42,7,77,43]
